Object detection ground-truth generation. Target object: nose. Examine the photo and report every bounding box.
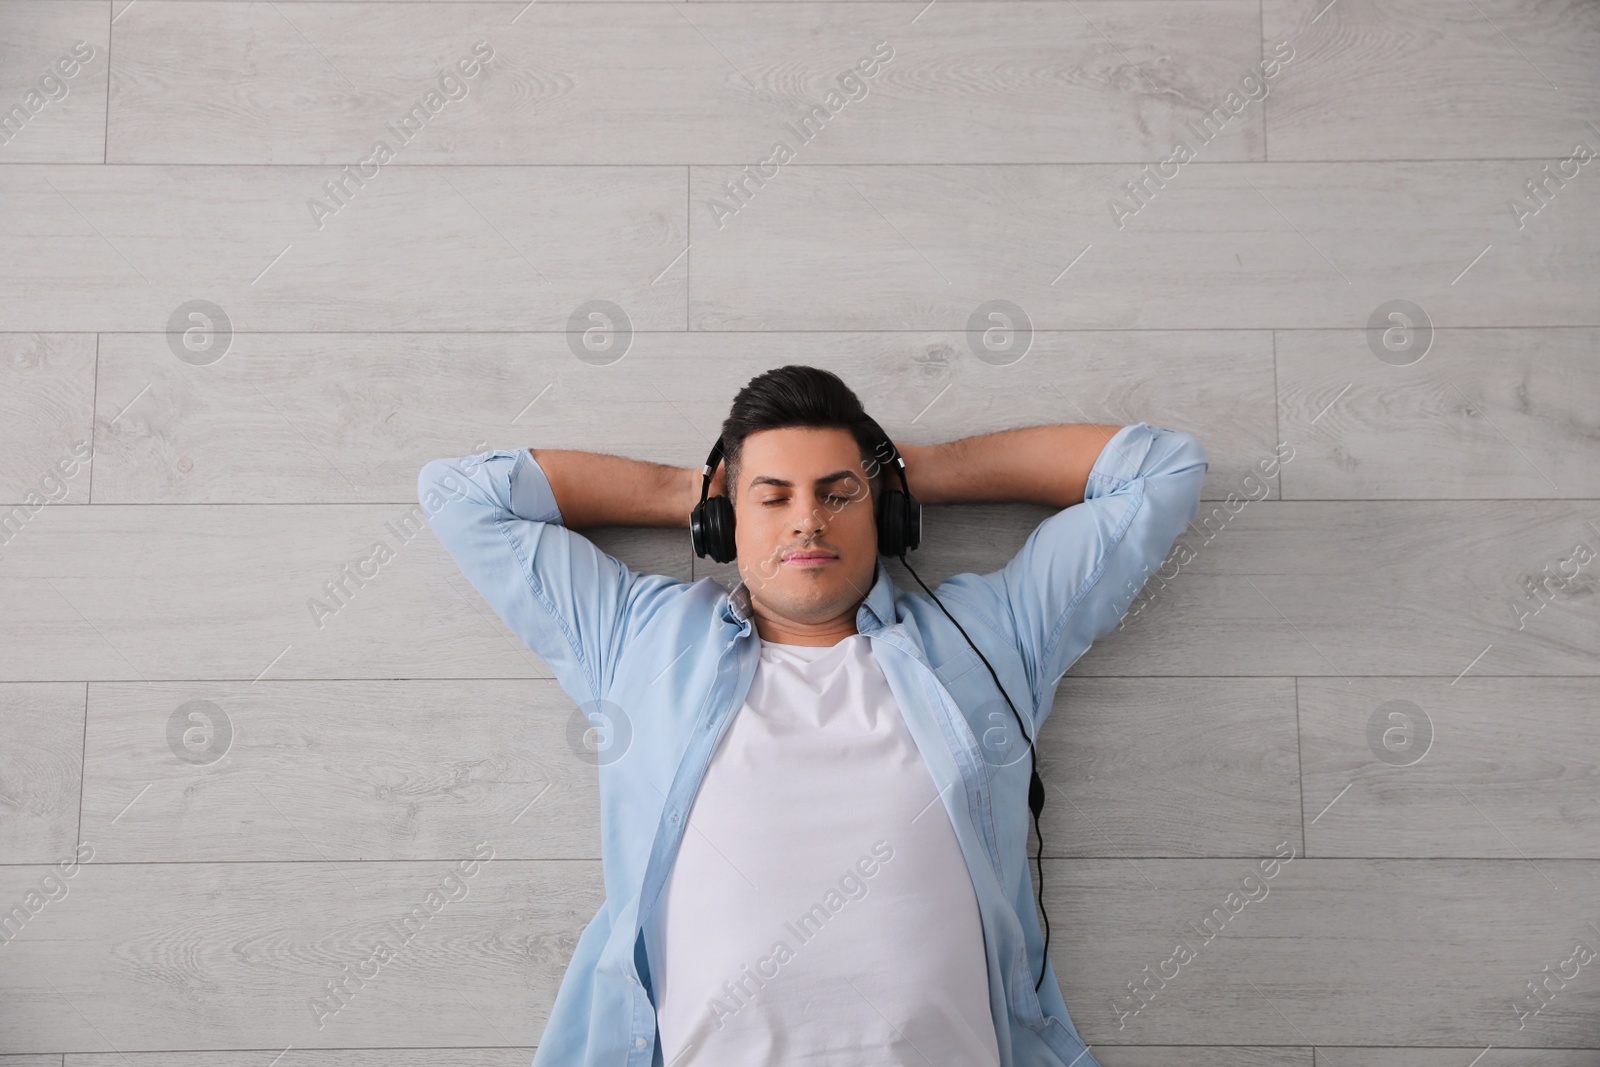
[793,493,830,538]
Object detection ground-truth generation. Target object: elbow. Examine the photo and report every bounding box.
[417,458,449,509]
[1163,429,1209,478]
[1133,426,1208,486]
[1149,428,1209,528]
[417,458,474,521]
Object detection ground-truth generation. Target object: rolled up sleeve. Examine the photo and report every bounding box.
[418,448,683,707]
[938,423,1208,729]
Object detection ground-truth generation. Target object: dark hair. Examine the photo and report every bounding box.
[719,365,886,511]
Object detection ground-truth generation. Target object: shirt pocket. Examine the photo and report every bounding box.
[930,644,983,686]
[928,646,1019,765]
[929,642,1042,793]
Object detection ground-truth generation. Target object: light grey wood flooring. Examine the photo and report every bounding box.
[1,0,1597,1063]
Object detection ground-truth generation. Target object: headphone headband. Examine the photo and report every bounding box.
[696,418,909,506]
[696,436,726,508]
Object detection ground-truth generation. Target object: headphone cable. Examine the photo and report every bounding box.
[897,552,1051,995]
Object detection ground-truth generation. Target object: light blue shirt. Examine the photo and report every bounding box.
[418,422,1208,1067]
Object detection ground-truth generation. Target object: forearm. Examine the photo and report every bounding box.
[533,448,698,530]
[899,424,1123,509]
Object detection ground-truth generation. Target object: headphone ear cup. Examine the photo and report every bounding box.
[690,500,708,558]
[703,494,737,563]
[877,490,906,558]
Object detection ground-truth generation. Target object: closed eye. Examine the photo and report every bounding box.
[764,495,851,506]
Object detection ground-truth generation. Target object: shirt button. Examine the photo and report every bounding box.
[627,975,637,984]
[635,1037,647,1048]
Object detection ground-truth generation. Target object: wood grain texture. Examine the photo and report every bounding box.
[0,505,688,682]
[70,1055,536,1067]
[1263,0,1600,161]
[0,165,687,333]
[688,162,1600,331]
[1276,327,1600,500]
[0,859,603,1053]
[1048,858,1600,1047]
[0,334,97,506]
[86,330,1269,504]
[1093,1051,1310,1067]
[0,2,109,164]
[1039,677,1303,859]
[79,680,597,863]
[68,1056,535,1067]
[1307,1053,1600,1067]
[107,1,1264,164]
[0,684,86,865]
[1067,499,1600,677]
[1299,676,1600,859]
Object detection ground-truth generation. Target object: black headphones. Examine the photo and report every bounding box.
[689,418,1054,993]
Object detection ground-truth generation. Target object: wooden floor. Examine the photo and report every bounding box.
[2,0,1598,1063]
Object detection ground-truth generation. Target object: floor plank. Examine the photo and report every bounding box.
[687,163,1600,331]
[0,165,686,333]
[1263,0,1600,161]
[1317,1052,1600,1067]
[0,859,601,1053]
[0,504,688,682]
[85,330,1271,504]
[1049,858,1600,1047]
[107,1,1264,164]
[1040,677,1302,859]
[1299,676,1600,859]
[78,680,595,863]
[0,334,97,507]
[1071,499,1600,677]
[1276,328,1600,499]
[0,2,109,164]
[69,1055,537,1067]
[1093,1050,1309,1067]
[0,684,85,865]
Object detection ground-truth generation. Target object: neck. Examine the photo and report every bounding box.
[750,603,860,646]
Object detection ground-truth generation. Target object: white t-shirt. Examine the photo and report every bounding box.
[645,632,1001,1067]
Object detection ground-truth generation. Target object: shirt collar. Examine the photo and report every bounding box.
[722,558,896,632]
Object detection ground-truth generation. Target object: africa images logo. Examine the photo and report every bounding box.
[305,40,496,230]
[704,40,894,231]
[0,40,98,147]
[309,841,495,1029]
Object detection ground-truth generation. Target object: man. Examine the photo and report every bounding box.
[418,365,1207,1066]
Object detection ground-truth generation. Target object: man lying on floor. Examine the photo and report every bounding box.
[418,364,1207,1067]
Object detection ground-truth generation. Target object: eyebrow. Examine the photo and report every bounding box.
[746,470,862,492]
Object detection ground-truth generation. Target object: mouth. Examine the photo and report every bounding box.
[782,551,839,568]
